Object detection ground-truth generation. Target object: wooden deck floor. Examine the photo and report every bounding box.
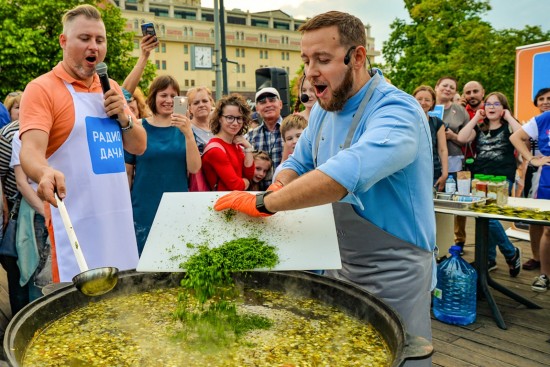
[0,221,549,366]
[432,222,550,367]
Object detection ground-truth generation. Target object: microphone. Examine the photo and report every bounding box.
[299,74,309,103]
[95,62,117,119]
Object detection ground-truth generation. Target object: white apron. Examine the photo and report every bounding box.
[48,82,138,282]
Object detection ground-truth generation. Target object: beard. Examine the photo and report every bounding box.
[467,98,482,108]
[318,66,354,112]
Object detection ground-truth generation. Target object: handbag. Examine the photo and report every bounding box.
[188,142,225,192]
[0,194,22,257]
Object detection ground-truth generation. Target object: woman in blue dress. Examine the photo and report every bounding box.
[125,76,201,255]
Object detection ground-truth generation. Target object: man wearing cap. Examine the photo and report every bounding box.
[246,87,284,187]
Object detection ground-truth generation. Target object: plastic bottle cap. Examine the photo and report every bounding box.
[449,245,462,255]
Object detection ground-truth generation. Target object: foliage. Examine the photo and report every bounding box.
[383,0,550,108]
[0,0,156,98]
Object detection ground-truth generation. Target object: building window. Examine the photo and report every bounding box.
[265,50,268,58]
[185,79,189,87]
[162,60,166,70]
[228,16,246,25]
[236,64,241,73]
[184,61,189,71]
[134,40,139,49]
[286,52,290,60]
[161,43,166,53]
[184,45,189,54]
[133,19,139,29]
[242,49,245,57]
[184,27,188,36]
[252,19,269,28]
[281,52,285,60]
[212,80,216,87]
[236,49,240,57]
[237,81,241,88]
[191,80,195,87]
[189,27,194,36]
[242,81,246,88]
[155,60,160,69]
[259,50,263,59]
[241,65,246,73]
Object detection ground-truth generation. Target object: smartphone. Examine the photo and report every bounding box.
[141,22,156,38]
[173,96,188,115]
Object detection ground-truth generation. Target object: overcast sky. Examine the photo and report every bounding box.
[203,0,550,61]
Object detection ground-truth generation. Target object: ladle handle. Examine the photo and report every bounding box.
[55,194,89,272]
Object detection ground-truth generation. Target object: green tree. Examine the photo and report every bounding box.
[383,0,493,93]
[383,0,550,108]
[0,0,156,98]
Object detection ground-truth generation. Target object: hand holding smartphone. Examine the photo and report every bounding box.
[141,22,157,41]
[173,96,188,115]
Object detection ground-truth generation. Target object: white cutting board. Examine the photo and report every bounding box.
[137,192,341,272]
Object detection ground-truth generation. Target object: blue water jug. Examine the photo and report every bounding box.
[432,245,477,325]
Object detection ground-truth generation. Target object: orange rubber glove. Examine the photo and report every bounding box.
[214,192,272,217]
[267,180,284,193]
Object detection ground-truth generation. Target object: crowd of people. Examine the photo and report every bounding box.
[0,6,548,360]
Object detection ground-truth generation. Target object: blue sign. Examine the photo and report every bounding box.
[85,116,125,175]
[533,52,550,100]
[428,104,444,120]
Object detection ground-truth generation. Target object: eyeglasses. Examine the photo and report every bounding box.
[8,92,22,97]
[484,102,502,108]
[257,96,278,105]
[222,115,245,124]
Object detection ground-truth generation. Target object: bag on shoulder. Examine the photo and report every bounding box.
[188,142,226,192]
[0,194,22,258]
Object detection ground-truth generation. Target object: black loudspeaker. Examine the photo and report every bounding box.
[255,67,290,117]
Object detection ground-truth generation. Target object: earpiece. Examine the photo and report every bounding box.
[345,45,376,77]
[344,46,356,65]
[299,74,309,104]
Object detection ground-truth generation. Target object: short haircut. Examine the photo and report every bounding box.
[412,85,436,111]
[146,75,180,115]
[534,88,550,107]
[209,93,251,136]
[280,114,308,139]
[186,86,214,105]
[298,11,366,50]
[435,76,458,88]
[62,4,101,34]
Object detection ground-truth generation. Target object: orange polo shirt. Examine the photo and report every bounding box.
[19,62,130,158]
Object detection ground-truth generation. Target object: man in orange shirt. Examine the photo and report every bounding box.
[19,4,146,282]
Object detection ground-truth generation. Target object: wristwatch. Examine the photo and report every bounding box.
[120,114,134,132]
[256,191,275,214]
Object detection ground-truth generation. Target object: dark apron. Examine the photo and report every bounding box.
[316,74,433,367]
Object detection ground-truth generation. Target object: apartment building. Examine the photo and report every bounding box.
[114,0,380,99]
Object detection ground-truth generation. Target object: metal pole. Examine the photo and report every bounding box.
[219,0,228,95]
[213,0,222,100]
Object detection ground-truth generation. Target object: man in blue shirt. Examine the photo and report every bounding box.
[215,12,435,365]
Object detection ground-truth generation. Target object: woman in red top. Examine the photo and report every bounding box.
[202,94,255,191]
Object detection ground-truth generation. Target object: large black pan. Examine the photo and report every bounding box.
[3,270,433,366]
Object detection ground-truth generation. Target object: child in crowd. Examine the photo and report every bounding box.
[281,114,308,162]
[249,151,272,191]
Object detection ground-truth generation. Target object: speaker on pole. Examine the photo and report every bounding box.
[255,67,290,117]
